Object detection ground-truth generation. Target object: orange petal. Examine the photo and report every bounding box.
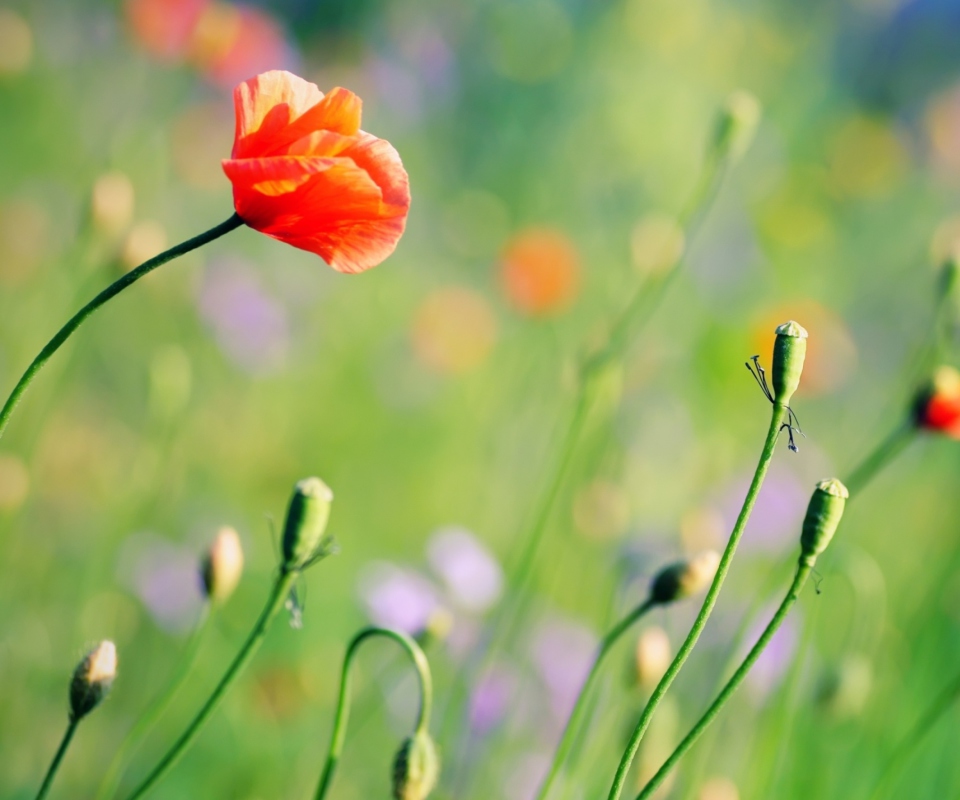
[232,70,323,158]
[260,87,362,156]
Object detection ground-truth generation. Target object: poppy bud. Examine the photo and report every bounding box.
[200,526,244,603]
[800,479,848,565]
[913,366,960,438]
[392,730,440,800]
[771,320,808,405]
[649,551,720,605]
[711,90,761,164]
[69,641,117,722]
[281,477,333,572]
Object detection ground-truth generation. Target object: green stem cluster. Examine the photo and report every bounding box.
[607,402,787,800]
[314,627,433,800]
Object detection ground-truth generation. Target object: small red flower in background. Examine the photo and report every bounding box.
[499,228,579,316]
[222,71,411,274]
[914,366,960,438]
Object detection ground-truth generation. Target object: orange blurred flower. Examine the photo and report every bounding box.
[914,367,960,438]
[499,227,579,316]
[125,0,208,60]
[411,287,498,374]
[222,71,411,274]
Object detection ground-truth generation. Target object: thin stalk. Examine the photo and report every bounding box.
[607,402,787,800]
[635,559,812,800]
[34,717,80,800]
[314,627,433,800]
[95,606,211,800]
[0,213,243,443]
[868,667,960,800]
[535,599,655,800]
[123,568,297,800]
[844,422,915,496]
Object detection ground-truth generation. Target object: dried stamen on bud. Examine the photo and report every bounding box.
[69,640,117,722]
[281,477,334,572]
[772,320,808,406]
[649,551,720,606]
[392,730,440,800]
[711,90,761,164]
[200,526,244,603]
[913,366,960,439]
[800,478,848,566]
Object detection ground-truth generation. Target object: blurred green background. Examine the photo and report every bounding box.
[2,0,960,798]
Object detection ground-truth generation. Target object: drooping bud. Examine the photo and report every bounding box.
[710,90,761,164]
[913,366,960,438]
[200,526,244,603]
[281,477,333,572]
[649,551,720,605]
[392,730,440,800]
[800,479,848,565]
[771,320,808,405]
[69,641,117,722]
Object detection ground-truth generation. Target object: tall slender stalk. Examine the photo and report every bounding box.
[123,568,296,800]
[606,402,787,800]
[634,559,812,800]
[314,627,433,800]
[0,213,243,443]
[95,607,211,800]
[844,422,915,496]
[34,718,80,800]
[535,599,656,800]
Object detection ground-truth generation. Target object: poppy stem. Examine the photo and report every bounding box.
[844,421,915,496]
[607,401,788,800]
[534,599,656,800]
[633,557,813,800]
[122,566,296,800]
[94,604,212,800]
[0,212,243,444]
[314,627,433,800]
[34,717,80,800]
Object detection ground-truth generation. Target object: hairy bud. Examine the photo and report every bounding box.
[200,526,244,603]
[392,730,440,800]
[69,641,117,722]
[649,551,720,605]
[281,477,333,572]
[800,479,848,565]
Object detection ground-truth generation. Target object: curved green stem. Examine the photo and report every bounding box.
[314,627,433,800]
[536,599,655,800]
[635,558,813,800]
[0,213,243,443]
[607,402,787,800]
[123,567,296,800]
[95,606,211,800]
[845,422,915,496]
[34,717,80,800]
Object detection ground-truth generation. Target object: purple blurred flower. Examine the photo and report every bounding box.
[399,24,458,98]
[358,562,440,635]
[469,662,519,735]
[427,526,503,613]
[720,466,807,553]
[117,532,204,633]
[530,617,597,721]
[198,258,289,375]
[745,612,799,699]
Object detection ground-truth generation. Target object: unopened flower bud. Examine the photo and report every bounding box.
[800,479,848,565]
[711,90,761,164]
[392,730,440,800]
[69,640,117,721]
[281,477,333,571]
[649,551,720,605]
[771,320,807,405]
[913,366,960,438]
[200,526,244,603]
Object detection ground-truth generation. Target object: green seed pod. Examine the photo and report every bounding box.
[281,477,333,571]
[69,641,117,722]
[710,90,761,164]
[392,730,440,800]
[771,320,808,405]
[800,478,848,565]
[649,551,720,605]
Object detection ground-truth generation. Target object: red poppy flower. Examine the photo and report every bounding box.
[914,366,960,438]
[222,70,410,274]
